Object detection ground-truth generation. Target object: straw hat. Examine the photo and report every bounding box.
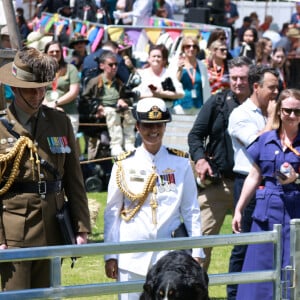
[0,47,57,88]
[286,28,300,38]
[26,31,53,51]
[132,98,172,123]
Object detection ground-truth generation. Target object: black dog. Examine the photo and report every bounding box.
[140,250,209,300]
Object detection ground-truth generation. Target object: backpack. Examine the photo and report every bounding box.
[206,90,238,174]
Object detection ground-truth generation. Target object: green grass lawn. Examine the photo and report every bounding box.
[61,192,233,299]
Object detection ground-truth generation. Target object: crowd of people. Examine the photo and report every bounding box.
[1,1,300,300]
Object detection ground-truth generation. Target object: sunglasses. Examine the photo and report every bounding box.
[281,108,300,117]
[108,62,118,67]
[218,48,228,52]
[184,44,198,49]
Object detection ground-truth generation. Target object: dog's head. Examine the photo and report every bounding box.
[140,251,209,300]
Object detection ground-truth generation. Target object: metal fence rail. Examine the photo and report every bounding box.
[0,223,284,299]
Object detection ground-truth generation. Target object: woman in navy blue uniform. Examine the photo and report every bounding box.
[232,88,300,300]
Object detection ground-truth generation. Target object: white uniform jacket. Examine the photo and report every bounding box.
[104,145,204,276]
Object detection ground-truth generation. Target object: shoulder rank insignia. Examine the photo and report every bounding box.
[167,148,189,158]
[114,150,136,161]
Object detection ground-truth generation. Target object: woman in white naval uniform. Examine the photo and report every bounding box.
[104,97,205,300]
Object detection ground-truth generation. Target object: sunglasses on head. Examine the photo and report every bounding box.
[281,108,300,117]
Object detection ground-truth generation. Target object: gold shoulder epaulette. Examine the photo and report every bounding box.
[114,150,136,161]
[167,148,189,158]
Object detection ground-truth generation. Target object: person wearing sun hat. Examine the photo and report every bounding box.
[104,98,205,300]
[68,34,90,70]
[0,47,91,291]
[26,31,53,51]
[69,34,90,49]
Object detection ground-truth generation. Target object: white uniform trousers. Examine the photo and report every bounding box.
[118,268,145,300]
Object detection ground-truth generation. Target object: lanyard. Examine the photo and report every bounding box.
[213,62,224,81]
[186,64,196,86]
[284,141,300,156]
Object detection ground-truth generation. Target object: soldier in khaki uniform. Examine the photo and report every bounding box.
[0,47,91,291]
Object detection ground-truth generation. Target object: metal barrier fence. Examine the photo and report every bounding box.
[1,221,298,300]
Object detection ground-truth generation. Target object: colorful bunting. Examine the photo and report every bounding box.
[123,28,142,46]
[181,29,200,37]
[91,27,104,52]
[144,28,162,44]
[44,16,56,33]
[107,27,124,42]
[35,13,231,55]
[81,23,87,35]
[165,29,181,41]
[74,22,82,33]
[87,26,98,42]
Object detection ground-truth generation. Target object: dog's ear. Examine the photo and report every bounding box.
[140,283,153,300]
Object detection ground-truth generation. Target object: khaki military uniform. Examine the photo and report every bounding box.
[0,104,91,290]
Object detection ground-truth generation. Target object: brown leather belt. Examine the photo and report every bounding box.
[8,180,62,195]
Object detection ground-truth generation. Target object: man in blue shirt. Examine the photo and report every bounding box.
[291,2,300,25]
[82,40,130,84]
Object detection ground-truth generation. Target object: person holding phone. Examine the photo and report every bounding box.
[174,36,211,115]
[133,44,184,109]
[232,88,300,300]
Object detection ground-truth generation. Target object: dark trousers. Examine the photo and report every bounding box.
[227,173,256,300]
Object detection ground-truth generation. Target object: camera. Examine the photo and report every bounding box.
[119,72,141,105]
[161,77,176,92]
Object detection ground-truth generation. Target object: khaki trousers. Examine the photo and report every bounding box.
[0,259,50,291]
[198,177,234,271]
[104,107,135,149]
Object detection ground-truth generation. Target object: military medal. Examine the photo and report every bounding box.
[61,136,71,153]
[164,183,171,192]
[157,175,164,193]
[169,173,176,191]
[47,136,71,154]
[158,185,165,193]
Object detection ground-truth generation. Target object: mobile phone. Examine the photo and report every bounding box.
[275,170,287,180]
[148,84,157,91]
